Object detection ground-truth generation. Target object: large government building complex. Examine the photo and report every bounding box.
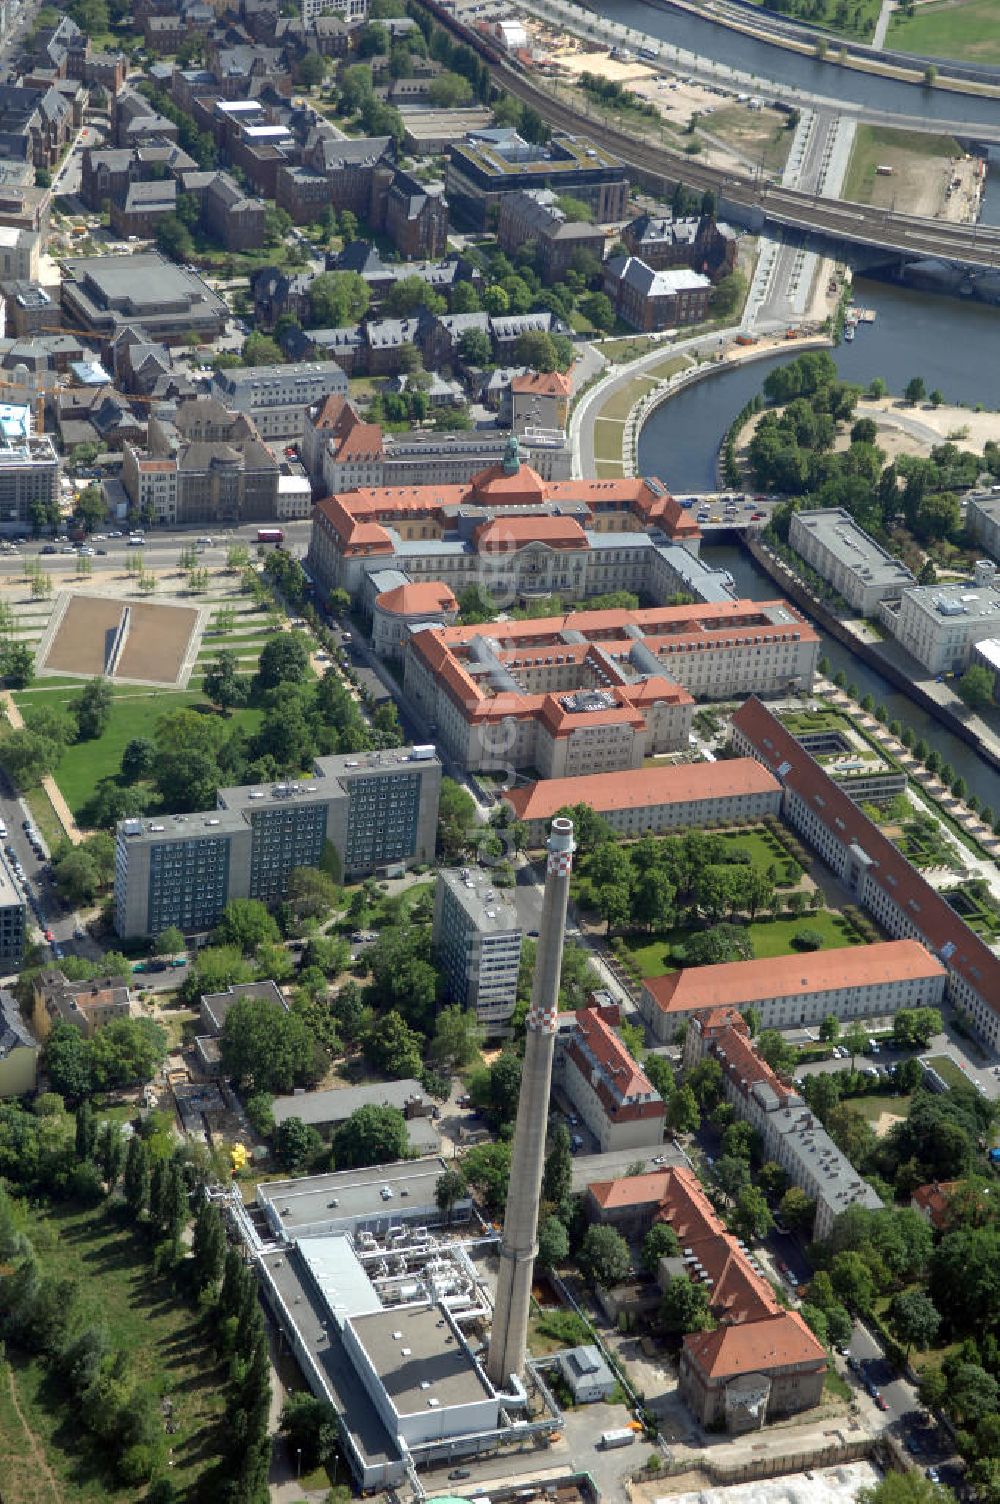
[404,601,818,776]
[114,748,441,939]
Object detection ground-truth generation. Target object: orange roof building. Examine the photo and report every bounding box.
[732,696,1000,1053]
[556,1007,665,1152]
[586,1165,826,1430]
[910,1180,963,1230]
[505,758,781,844]
[682,1007,883,1239]
[371,577,459,662]
[305,440,729,618]
[402,601,817,777]
[641,939,947,1042]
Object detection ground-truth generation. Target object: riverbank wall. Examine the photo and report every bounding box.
[744,532,1000,776]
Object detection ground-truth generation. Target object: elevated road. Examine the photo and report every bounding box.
[422,0,1000,272]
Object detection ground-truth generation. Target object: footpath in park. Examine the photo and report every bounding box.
[2,690,82,846]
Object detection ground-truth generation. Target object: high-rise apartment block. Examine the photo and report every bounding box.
[115,747,441,938]
[432,868,522,1031]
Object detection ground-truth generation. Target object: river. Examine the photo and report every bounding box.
[634,275,1000,799]
[701,540,1000,803]
[603,0,1000,127]
[637,276,1000,493]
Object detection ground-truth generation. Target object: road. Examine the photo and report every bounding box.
[0,769,98,977]
[0,519,315,576]
[433,4,1000,270]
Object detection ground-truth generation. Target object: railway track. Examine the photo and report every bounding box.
[416,0,1000,270]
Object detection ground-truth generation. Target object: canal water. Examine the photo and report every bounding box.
[634,277,1000,801]
[701,539,1000,804]
[637,276,1000,494]
[604,0,1000,127]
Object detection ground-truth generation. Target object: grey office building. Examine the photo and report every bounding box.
[115,747,442,939]
[432,867,522,1031]
[0,850,25,967]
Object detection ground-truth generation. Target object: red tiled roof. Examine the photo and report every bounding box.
[684,1311,827,1380]
[505,758,780,823]
[474,514,589,553]
[911,1180,962,1229]
[588,1169,674,1211]
[732,697,1000,1012]
[312,467,700,548]
[567,1007,662,1122]
[375,581,457,616]
[644,940,945,1014]
[511,370,572,397]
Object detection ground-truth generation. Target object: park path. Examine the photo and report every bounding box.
[872,0,894,49]
[2,1358,63,1504]
[2,691,82,846]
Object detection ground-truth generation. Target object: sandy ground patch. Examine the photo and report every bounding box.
[41,594,200,685]
[873,1110,906,1137]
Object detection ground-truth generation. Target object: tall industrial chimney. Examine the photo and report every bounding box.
[486,816,575,1389]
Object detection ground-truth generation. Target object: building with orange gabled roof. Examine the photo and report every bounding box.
[732,695,1000,1052]
[403,601,817,776]
[641,939,946,1041]
[305,437,732,616]
[585,1164,826,1430]
[504,758,782,845]
[683,1008,882,1238]
[910,1180,963,1230]
[372,577,458,662]
[554,1006,666,1152]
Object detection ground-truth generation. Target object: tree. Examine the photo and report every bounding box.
[279,1392,339,1474]
[454,326,496,371]
[461,1140,511,1212]
[436,777,478,859]
[362,1009,423,1078]
[75,676,112,740]
[844,1021,868,1068]
[42,1023,92,1099]
[714,1155,750,1201]
[888,1289,940,1359]
[677,924,753,967]
[578,1224,630,1288]
[254,632,310,692]
[221,999,320,1094]
[435,1168,467,1224]
[191,1198,226,1292]
[308,271,370,328]
[819,1014,841,1043]
[297,49,325,87]
[830,1249,875,1312]
[905,376,926,404]
[957,663,994,711]
[860,1472,954,1504]
[89,1018,166,1092]
[643,1221,681,1274]
[779,1186,816,1232]
[123,1133,149,1219]
[214,899,280,954]
[666,1083,699,1135]
[542,1124,572,1206]
[732,1186,772,1243]
[286,866,339,925]
[581,292,615,332]
[660,1273,713,1334]
[120,737,156,783]
[455,584,496,627]
[202,651,248,716]
[513,330,560,372]
[95,1119,124,1189]
[537,1215,569,1269]
[1,641,35,688]
[429,1006,482,1071]
[154,927,186,957]
[274,1115,323,1171]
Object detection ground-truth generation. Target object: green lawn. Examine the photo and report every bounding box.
[746,0,881,39]
[842,125,960,206]
[715,826,801,882]
[593,420,625,464]
[851,1092,912,1125]
[15,688,262,821]
[923,1054,974,1092]
[594,460,625,477]
[621,907,854,977]
[2,1200,229,1504]
[888,0,1000,62]
[597,377,657,424]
